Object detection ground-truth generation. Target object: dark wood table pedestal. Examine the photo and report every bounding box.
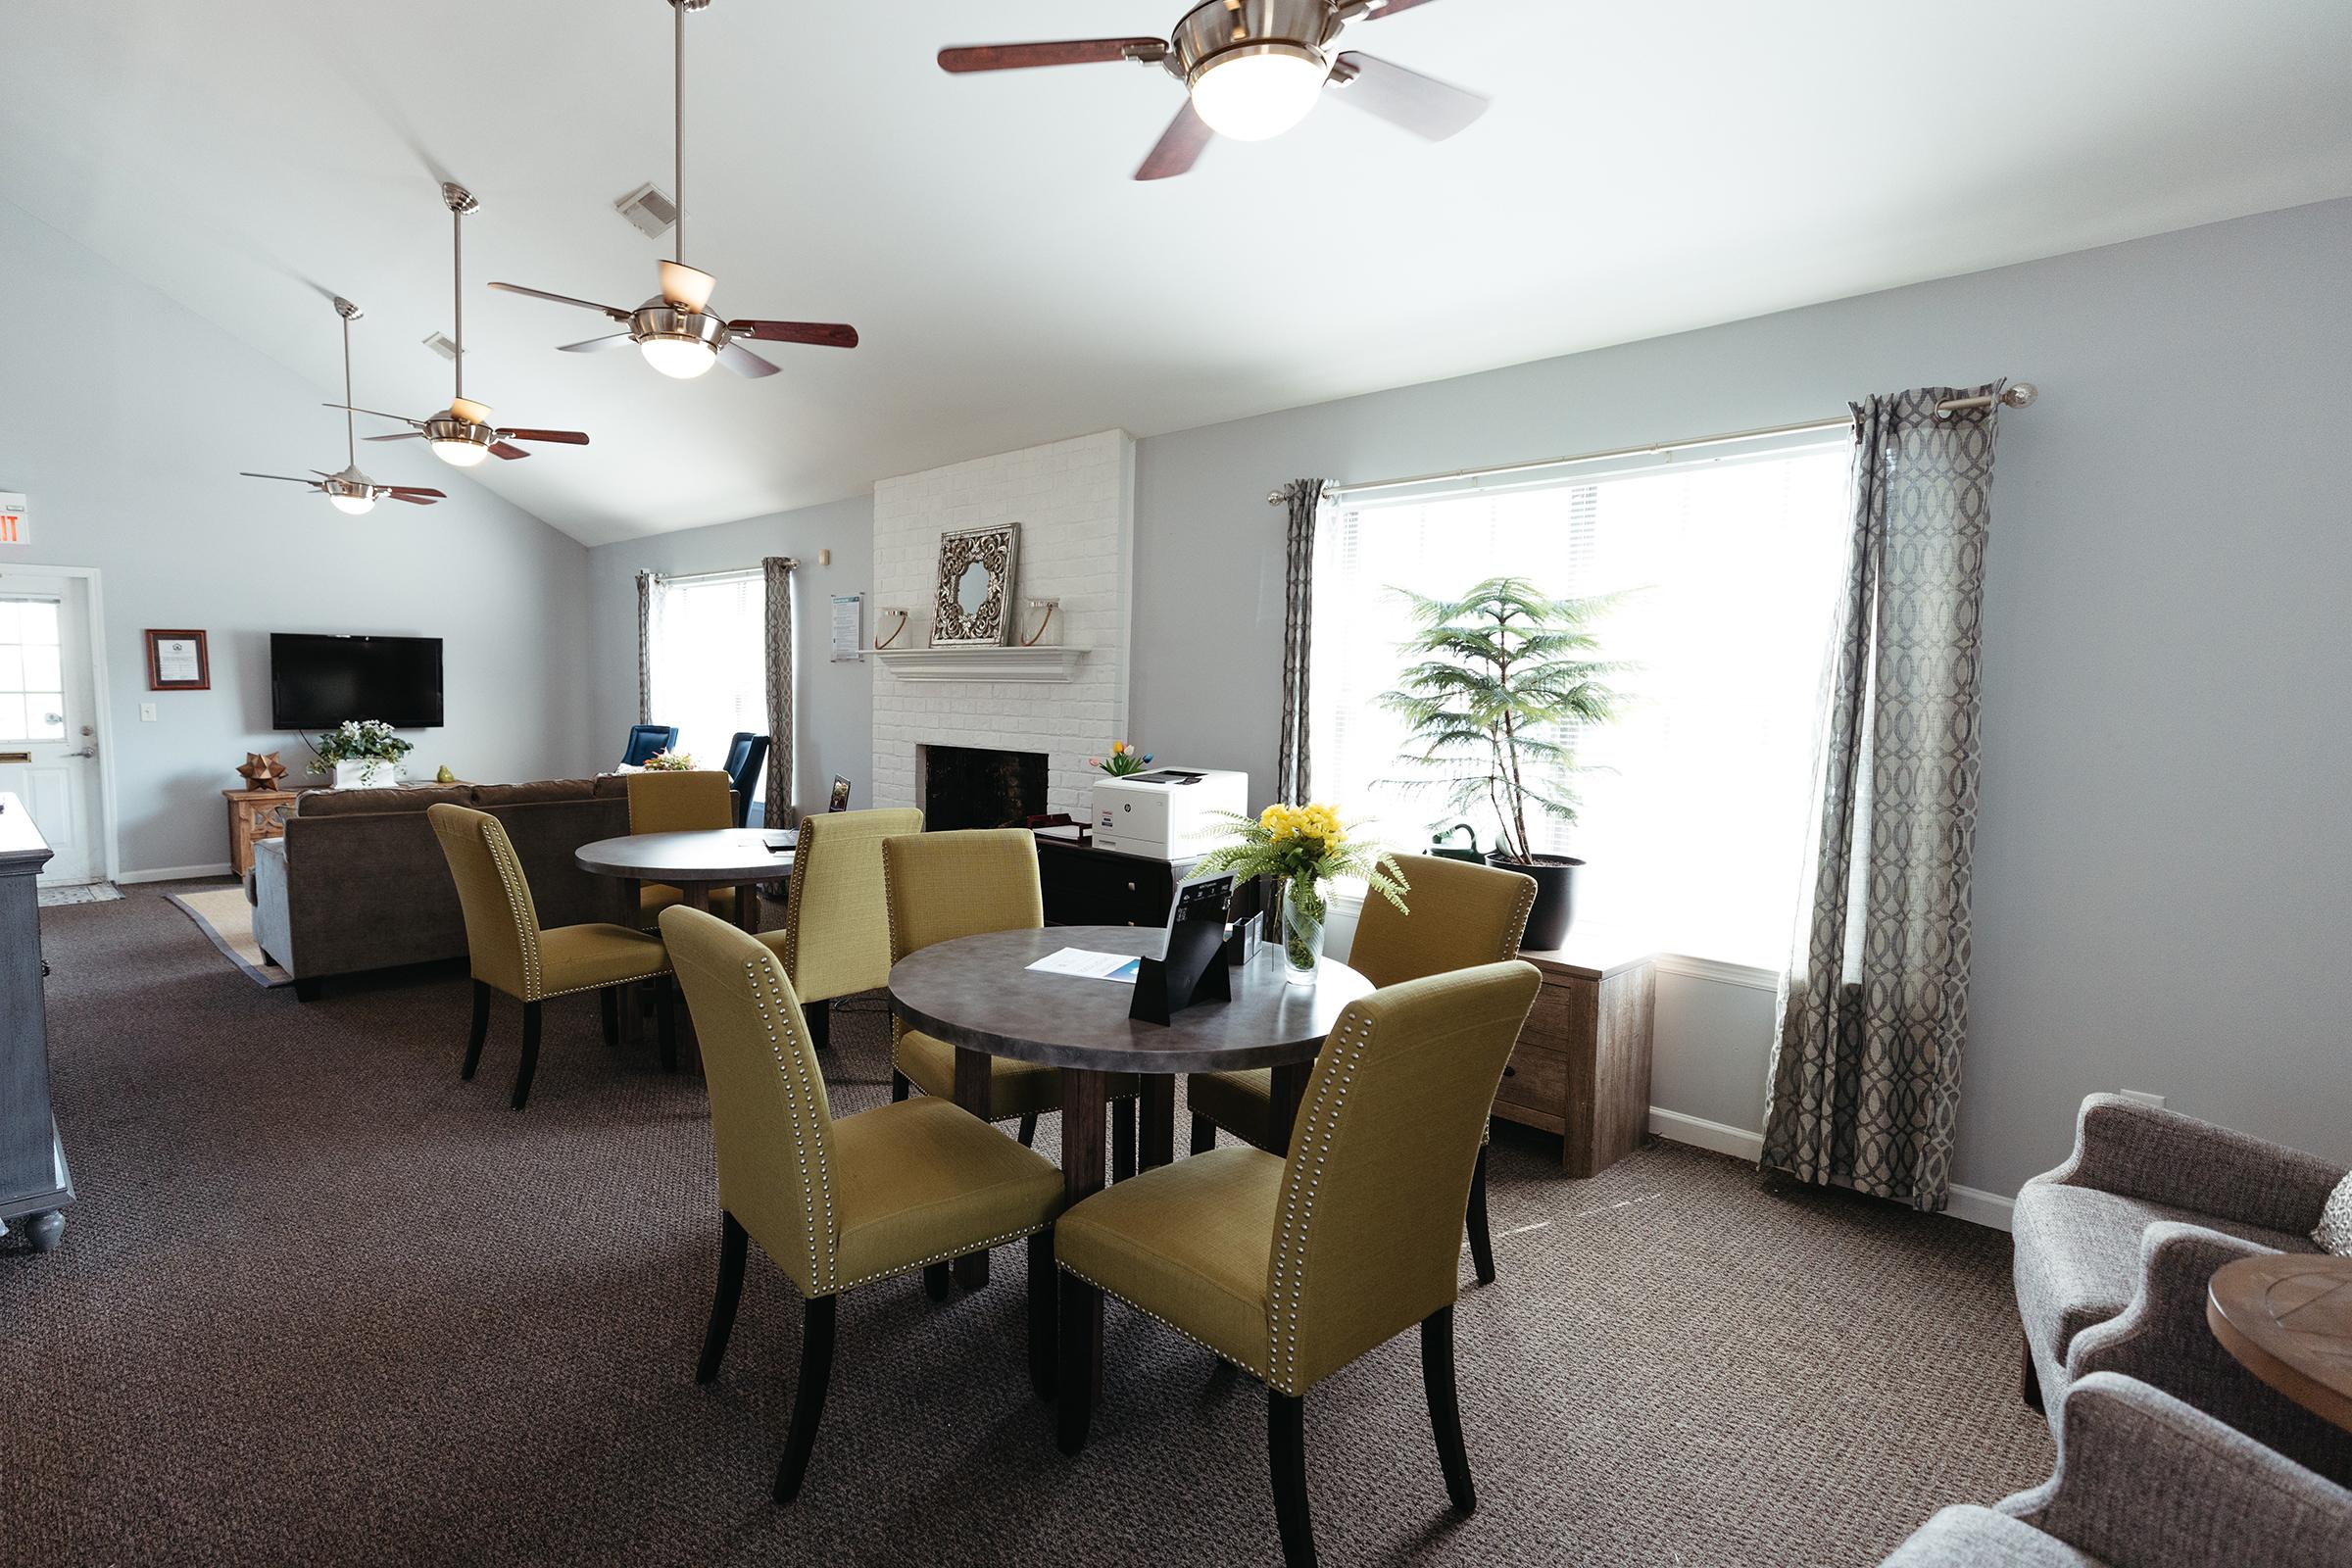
[893,927,1371,1381]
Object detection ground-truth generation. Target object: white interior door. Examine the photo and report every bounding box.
[0,576,106,885]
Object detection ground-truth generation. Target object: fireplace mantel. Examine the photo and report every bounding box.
[873,646,1091,683]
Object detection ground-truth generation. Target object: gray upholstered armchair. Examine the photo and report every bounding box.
[1883,1372,2352,1566]
[2010,1093,2349,1486]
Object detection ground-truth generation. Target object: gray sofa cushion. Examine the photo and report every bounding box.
[1880,1507,2098,1567]
[2013,1180,2316,1365]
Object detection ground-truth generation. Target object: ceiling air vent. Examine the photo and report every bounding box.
[613,182,679,239]
[421,332,459,362]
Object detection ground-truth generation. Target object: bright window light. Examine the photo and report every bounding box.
[649,571,770,805]
[1309,437,1851,969]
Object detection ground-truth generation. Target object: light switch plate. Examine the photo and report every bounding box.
[139,703,157,722]
[2120,1089,2166,1109]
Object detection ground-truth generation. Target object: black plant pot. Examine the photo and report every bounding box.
[1491,853,1583,951]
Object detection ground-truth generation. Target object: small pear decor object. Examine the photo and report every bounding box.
[435,764,457,784]
[237,751,289,791]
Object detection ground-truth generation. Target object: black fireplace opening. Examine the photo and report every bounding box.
[920,745,1049,831]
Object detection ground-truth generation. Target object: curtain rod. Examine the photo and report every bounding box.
[638,562,793,585]
[1270,382,2038,505]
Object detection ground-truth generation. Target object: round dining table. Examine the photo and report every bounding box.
[888,924,1372,1395]
[574,827,797,935]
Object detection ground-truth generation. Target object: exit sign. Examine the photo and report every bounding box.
[0,493,24,546]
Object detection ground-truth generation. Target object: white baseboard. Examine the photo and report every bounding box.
[1645,1105,2013,1232]
[117,862,233,885]
[1647,1105,1765,1159]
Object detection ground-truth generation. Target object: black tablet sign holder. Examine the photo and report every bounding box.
[1130,871,1244,1026]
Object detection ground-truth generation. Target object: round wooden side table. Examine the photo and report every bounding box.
[2206,1252,2352,1433]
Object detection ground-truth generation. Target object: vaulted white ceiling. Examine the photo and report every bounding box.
[5,2,2351,545]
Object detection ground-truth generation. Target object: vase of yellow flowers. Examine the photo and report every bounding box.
[1192,803,1409,984]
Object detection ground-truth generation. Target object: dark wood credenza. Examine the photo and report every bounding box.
[1,792,71,1252]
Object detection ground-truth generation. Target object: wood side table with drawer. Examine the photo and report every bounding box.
[223,788,300,879]
[1492,941,1659,1177]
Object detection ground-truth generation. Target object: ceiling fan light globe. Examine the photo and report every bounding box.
[327,492,377,516]
[430,437,492,467]
[1189,45,1327,141]
[641,335,719,379]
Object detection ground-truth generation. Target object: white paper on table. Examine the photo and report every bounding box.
[1025,947,1143,984]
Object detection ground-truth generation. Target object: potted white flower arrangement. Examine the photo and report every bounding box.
[641,749,699,771]
[310,718,415,789]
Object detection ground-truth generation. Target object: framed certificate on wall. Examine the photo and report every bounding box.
[145,628,210,691]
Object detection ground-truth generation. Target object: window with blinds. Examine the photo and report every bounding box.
[648,570,767,805]
[1310,432,1851,968]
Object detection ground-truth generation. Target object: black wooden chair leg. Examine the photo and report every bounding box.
[1269,1389,1317,1566]
[1026,1232,1057,1401]
[1112,1097,1137,1183]
[656,974,678,1073]
[1420,1305,1476,1514]
[1190,1112,1217,1155]
[805,998,830,1051]
[892,1070,911,1103]
[1017,1113,1038,1148]
[924,1261,951,1300]
[772,1295,838,1505]
[511,1001,543,1110]
[600,986,619,1048]
[698,1213,749,1384]
[463,980,491,1081]
[1466,1143,1496,1286]
[1056,1271,1101,1456]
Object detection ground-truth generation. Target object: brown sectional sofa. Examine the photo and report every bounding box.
[248,778,633,999]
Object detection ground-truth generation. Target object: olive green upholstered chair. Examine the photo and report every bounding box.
[1057,960,1543,1566]
[1188,853,1537,1284]
[426,803,675,1109]
[756,807,922,1051]
[881,829,1139,1175]
[662,906,1065,1504]
[625,769,738,925]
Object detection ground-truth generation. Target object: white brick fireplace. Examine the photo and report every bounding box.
[870,430,1136,821]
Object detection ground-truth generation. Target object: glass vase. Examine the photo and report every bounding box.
[1281,879,1326,985]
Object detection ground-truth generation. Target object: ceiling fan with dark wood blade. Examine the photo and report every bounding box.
[939,0,1487,181]
[332,183,592,468]
[243,298,446,515]
[491,0,859,380]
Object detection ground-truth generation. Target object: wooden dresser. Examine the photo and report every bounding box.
[1492,940,1659,1177]
[1036,835,1198,928]
[1,792,71,1252]
[223,788,300,878]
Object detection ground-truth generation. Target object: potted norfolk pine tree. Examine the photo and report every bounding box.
[1377,575,1628,950]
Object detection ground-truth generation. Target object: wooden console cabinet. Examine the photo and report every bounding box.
[1,792,72,1252]
[1035,835,1197,928]
[1492,941,1659,1177]
[224,788,300,879]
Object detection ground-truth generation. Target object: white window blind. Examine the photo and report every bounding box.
[648,571,767,804]
[1309,432,1851,968]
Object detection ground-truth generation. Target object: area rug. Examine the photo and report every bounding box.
[163,884,290,987]
[36,882,123,907]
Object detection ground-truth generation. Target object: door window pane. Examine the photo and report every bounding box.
[0,647,20,691]
[16,600,57,645]
[26,695,65,740]
[0,695,25,741]
[22,645,60,690]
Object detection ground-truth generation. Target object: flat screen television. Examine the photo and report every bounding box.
[270,633,445,730]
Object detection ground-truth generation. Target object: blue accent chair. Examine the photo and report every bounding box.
[622,724,678,767]
[721,733,771,827]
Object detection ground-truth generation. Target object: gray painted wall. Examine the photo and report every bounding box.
[0,196,593,876]
[584,496,873,815]
[1128,196,2352,1200]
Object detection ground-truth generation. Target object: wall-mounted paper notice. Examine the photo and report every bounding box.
[0,493,26,547]
[830,594,862,662]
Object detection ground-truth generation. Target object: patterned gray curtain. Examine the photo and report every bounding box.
[1760,383,2004,1212]
[1274,478,1325,805]
[634,570,657,724]
[762,556,796,828]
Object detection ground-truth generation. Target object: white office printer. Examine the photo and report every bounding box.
[1092,767,1249,860]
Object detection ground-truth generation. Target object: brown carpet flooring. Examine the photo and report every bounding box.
[2,885,2052,1567]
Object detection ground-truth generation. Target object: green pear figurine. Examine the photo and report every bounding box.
[435,764,456,784]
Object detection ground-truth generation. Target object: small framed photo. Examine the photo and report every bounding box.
[145,629,210,691]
